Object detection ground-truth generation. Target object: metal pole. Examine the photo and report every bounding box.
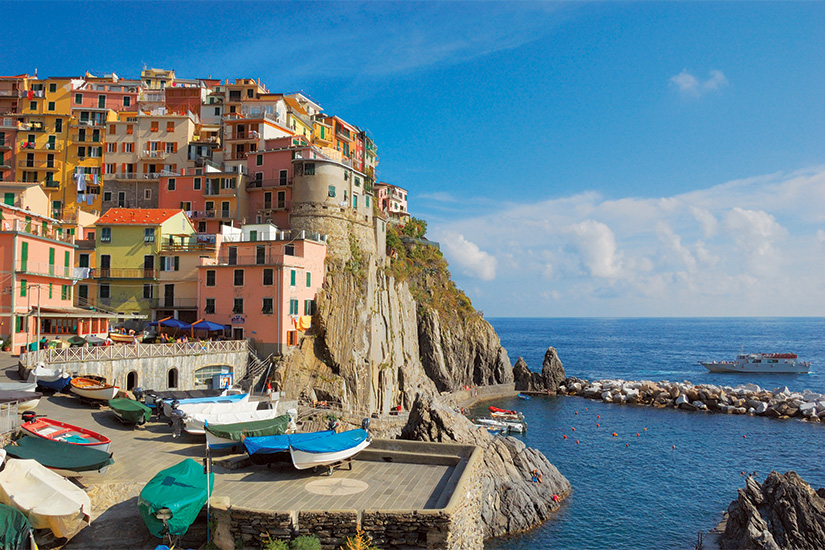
[36,285,41,353]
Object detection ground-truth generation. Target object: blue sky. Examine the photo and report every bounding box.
[4,2,824,316]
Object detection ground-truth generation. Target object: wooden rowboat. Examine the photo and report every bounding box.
[108,332,142,344]
[21,416,111,452]
[70,377,119,401]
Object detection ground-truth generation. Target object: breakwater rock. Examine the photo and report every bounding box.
[560,377,825,422]
[401,394,571,539]
[716,471,825,550]
[513,347,566,393]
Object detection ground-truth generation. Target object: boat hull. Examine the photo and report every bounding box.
[161,392,248,418]
[4,436,114,474]
[109,398,152,425]
[289,429,371,470]
[70,378,119,401]
[138,458,212,538]
[184,406,279,436]
[700,361,810,374]
[28,366,72,392]
[22,418,111,452]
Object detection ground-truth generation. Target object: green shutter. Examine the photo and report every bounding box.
[20,242,27,271]
[20,279,26,297]
[3,192,13,206]
[290,270,296,286]
[49,283,53,299]
[306,271,311,287]
[64,250,70,276]
[49,248,55,275]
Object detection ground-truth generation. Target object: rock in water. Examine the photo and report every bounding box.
[513,347,566,393]
[401,394,571,539]
[720,471,825,550]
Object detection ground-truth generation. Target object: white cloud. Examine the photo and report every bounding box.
[438,231,497,281]
[670,69,728,97]
[432,165,825,316]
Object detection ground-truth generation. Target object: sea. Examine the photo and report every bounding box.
[481,318,825,550]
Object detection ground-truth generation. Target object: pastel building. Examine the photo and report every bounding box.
[373,182,409,221]
[157,170,248,234]
[0,182,108,353]
[93,208,196,319]
[197,223,326,355]
[156,232,217,324]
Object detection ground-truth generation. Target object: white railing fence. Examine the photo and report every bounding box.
[21,340,248,367]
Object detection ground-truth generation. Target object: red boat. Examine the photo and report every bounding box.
[21,416,111,452]
[489,406,523,419]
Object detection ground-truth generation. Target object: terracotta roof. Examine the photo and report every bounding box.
[283,96,308,116]
[94,208,182,226]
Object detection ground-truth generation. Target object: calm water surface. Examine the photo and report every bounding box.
[483,318,825,550]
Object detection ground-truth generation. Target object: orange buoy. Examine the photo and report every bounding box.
[585,408,588,411]
[596,423,600,427]
[743,435,746,438]
[672,445,676,449]
[563,435,567,439]
[575,411,578,415]
[572,427,576,431]
[625,443,629,447]
[576,440,579,444]
[636,433,640,437]
[612,432,618,437]
[644,428,647,431]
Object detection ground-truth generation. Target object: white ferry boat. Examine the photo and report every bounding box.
[700,353,811,374]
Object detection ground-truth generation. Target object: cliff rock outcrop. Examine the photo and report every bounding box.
[513,347,566,393]
[719,471,825,550]
[401,394,571,539]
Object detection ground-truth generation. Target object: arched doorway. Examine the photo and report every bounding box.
[167,368,179,389]
[126,371,138,391]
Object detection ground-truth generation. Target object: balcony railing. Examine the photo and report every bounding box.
[188,209,235,219]
[95,268,158,279]
[138,150,169,160]
[216,253,292,266]
[17,122,45,132]
[203,186,238,197]
[148,297,198,309]
[0,219,75,243]
[20,142,62,152]
[104,171,181,180]
[70,120,107,128]
[247,177,292,189]
[44,180,61,188]
[222,228,327,244]
[18,159,61,170]
[16,261,88,280]
[71,134,103,143]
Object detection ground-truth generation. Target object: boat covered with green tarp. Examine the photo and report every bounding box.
[0,503,31,550]
[3,435,114,473]
[204,414,291,449]
[109,398,152,425]
[138,458,213,539]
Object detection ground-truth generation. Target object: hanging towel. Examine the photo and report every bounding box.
[297,316,312,331]
[87,194,94,205]
[75,172,86,192]
[92,174,99,186]
[77,193,85,203]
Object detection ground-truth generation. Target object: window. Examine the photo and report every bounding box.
[263,268,273,286]
[20,279,26,298]
[62,285,70,300]
[284,244,295,256]
[74,93,82,104]
[198,222,206,232]
[107,143,116,153]
[366,196,370,208]
[306,271,312,287]
[256,246,265,265]
[279,169,288,186]
[161,256,179,271]
[55,119,62,133]
[193,177,201,190]
[144,228,155,242]
[78,284,87,301]
[232,298,244,314]
[123,96,131,107]
[304,163,315,175]
[206,270,216,286]
[49,83,56,93]
[277,191,285,209]
[227,247,237,265]
[144,189,152,201]
[99,284,110,298]
[49,283,53,299]
[166,121,174,132]
[262,298,273,315]
[103,191,112,202]
[47,101,55,111]
[263,192,272,209]
[167,368,178,389]
[126,125,133,135]
[122,142,133,153]
[150,121,159,132]
[77,146,86,158]
[287,331,297,346]
[101,227,111,242]
[167,178,176,191]
[353,196,358,208]
[304,299,316,316]
[234,269,244,286]
[289,298,299,315]
[290,269,296,286]
[256,154,263,166]
[214,106,220,116]
[204,298,215,314]
[15,316,24,333]
[249,230,258,242]
[79,253,90,268]
[165,142,175,154]
[355,176,361,187]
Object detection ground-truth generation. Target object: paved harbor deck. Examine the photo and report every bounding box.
[0,361,461,549]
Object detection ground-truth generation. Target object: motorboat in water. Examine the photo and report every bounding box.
[699,352,811,374]
[474,417,527,433]
[489,406,524,420]
[0,458,91,539]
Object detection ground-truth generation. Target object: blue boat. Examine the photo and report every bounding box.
[517,393,531,400]
[289,429,371,470]
[244,430,335,456]
[27,365,72,392]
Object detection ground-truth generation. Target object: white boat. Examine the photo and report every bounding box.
[0,382,36,393]
[27,364,72,392]
[171,396,257,420]
[475,417,527,433]
[289,429,371,471]
[700,353,811,374]
[0,458,91,539]
[69,378,119,401]
[161,391,248,417]
[185,407,281,436]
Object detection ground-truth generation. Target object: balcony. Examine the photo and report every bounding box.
[44,180,60,188]
[95,268,158,279]
[71,134,102,143]
[18,159,62,170]
[16,261,83,280]
[148,297,198,310]
[20,141,62,152]
[17,122,45,132]
[0,118,18,129]
[2,219,75,243]
[160,235,216,253]
[138,150,169,160]
[259,201,291,214]
[203,186,238,197]
[69,120,107,128]
[247,177,292,189]
[104,171,180,180]
[188,209,235,220]
[222,228,327,245]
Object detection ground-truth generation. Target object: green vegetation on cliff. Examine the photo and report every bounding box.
[385,217,475,317]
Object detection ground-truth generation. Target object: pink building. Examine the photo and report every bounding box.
[0,185,108,354]
[373,182,409,220]
[157,169,248,234]
[197,223,326,355]
[72,79,140,112]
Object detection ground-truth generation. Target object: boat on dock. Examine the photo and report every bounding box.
[0,390,42,412]
[183,406,282,436]
[0,382,36,393]
[21,415,111,452]
[289,428,372,471]
[27,364,71,392]
[143,388,225,410]
[243,430,334,464]
[109,398,152,426]
[70,377,119,401]
[160,391,248,418]
[3,435,114,475]
[0,458,91,539]
[108,332,143,344]
[204,413,292,449]
[700,352,811,374]
[138,458,213,539]
[0,503,34,549]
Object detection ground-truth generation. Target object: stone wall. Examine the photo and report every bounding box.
[291,202,377,260]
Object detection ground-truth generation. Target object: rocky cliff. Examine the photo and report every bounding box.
[718,471,825,550]
[401,394,570,539]
[513,347,566,393]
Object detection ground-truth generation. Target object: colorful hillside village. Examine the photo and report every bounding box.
[0,68,411,357]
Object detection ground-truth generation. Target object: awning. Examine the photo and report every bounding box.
[27,307,116,319]
[190,320,226,332]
